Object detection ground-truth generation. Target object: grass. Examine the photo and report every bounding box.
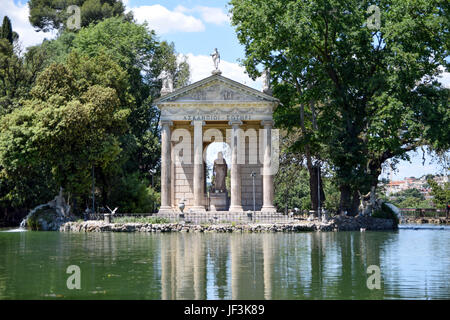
[110,216,170,224]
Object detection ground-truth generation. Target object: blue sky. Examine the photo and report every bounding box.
[4,0,450,180]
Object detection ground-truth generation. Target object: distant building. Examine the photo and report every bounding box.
[385,175,448,197]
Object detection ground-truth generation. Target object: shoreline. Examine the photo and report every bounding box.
[59,216,397,233]
[400,217,448,225]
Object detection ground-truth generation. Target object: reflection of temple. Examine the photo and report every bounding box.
[160,233,206,299]
[158,232,391,300]
[159,233,276,300]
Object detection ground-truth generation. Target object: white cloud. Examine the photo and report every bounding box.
[437,66,450,89]
[132,5,205,34]
[1,0,57,50]
[185,53,262,90]
[175,5,230,25]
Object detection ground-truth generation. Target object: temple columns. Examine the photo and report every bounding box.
[229,121,244,212]
[159,120,173,213]
[191,120,206,212]
[261,120,276,213]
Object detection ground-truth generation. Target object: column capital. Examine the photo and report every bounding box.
[228,120,243,127]
[160,120,173,126]
[190,120,206,126]
[261,120,274,128]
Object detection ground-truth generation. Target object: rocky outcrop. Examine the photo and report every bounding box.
[21,188,74,231]
[60,215,396,233]
[329,215,397,231]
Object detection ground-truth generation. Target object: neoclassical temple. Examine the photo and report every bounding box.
[154,63,279,214]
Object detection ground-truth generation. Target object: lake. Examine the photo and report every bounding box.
[0,225,449,299]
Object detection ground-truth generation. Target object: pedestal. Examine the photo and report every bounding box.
[210,192,229,211]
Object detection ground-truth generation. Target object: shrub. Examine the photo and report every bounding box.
[372,203,399,225]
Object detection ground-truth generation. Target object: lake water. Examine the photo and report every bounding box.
[0,225,449,299]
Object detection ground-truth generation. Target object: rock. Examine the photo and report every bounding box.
[21,190,74,231]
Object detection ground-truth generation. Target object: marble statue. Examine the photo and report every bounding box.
[213,152,227,192]
[262,68,272,95]
[210,48,221,72]
[158,70,173,94]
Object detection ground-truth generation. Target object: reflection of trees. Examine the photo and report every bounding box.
[230,234,265,299]
[309,232,325,298]
[330,232,393,299]
[207,234,230,299]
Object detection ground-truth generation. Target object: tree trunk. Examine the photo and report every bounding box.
[350,189,360,216]
[339,184,352,215]
[308,164,326,213]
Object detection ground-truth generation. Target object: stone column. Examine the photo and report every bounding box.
[191,120,206,212]
[159,120,173,213]
[261,120,276,213]
[229,121,243,212]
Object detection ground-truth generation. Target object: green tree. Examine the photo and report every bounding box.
[427,179,450,209]
[28,0,129,32]
[0,39,46,115]
[1,16,13,44]
[0,52,130,209]
[274,131,311,213]
[230,0,450,215]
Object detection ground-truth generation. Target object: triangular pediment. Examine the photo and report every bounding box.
[154,74,278,105]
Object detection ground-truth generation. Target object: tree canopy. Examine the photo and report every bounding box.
[28,0,130,32]
[0,16,190,216]
[230,0,450,215]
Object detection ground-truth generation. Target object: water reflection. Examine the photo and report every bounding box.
[0,228,449,299]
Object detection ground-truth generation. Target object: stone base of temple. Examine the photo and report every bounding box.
[261,206,277,213]
[190,206,207,213]
[158,206,175,214]
[228,205,244,213]
[155,210,290,224]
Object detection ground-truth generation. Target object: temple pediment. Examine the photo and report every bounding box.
[154,74,279,104]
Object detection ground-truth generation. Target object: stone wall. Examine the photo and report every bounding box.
[241,165,263,211]
[172,126,196,208]
[60,216,397,233]
[240,129,263,211]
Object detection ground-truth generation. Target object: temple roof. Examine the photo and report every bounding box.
[154,73,279,106]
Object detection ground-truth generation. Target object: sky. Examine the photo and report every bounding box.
[3,0,449,180]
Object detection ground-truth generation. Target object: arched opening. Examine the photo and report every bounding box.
[205,142,231,211]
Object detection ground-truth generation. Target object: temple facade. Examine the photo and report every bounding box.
[154,72,279,214]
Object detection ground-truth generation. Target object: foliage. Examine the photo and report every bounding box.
[108,172,160,213]
[230,0,450,215]
[372,203,399,225]
[274,129,340,213]
[0,16,190,217]
[0,52,130,206]
[0,18,44,112]
[28,0,129,32]
[394,197,432,209]
[427,179,450,209]
[274,151,311,213]
[392,188,424,201]
[0,16,18,45]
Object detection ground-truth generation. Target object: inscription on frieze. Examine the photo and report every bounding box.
[183,114,252,121]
